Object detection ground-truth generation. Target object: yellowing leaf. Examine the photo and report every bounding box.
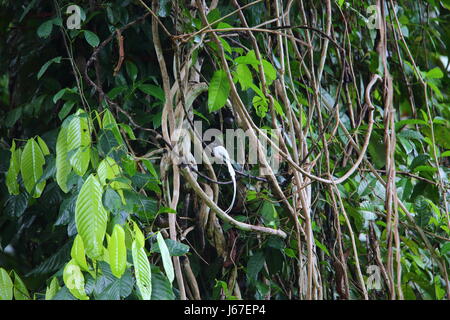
[63,260,89,300]
[108,224,127,278]
[71,235,90,271]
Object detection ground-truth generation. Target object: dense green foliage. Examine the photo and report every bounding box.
[0,0,450,300]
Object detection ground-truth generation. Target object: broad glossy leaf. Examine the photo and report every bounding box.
[208,69,230,112]
[235,64,253,90]
[156,232,174,284]
[132,240,152,300]
[151,269,175,300]
[67,109,91,176]
[0,268,13,300]
[56,126,72,193]
[13,271,30,300]
[108,224,127,278]
[75,174,108,260]
[133,221,145,249]
[63,260,89,300]
[261,59,277,84]
[37,136,50,156]
[20,138,46,198]
[6,141,21,195]
[71,234,89,271]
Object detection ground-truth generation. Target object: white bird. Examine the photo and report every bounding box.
[212,145,236,214]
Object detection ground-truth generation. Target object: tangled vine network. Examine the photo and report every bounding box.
[1,0,450,300]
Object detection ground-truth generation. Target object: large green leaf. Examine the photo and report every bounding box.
[151,268,175,300]
[20,138,46,198]
[67,109,91,176]
[108,224,127,279]
[156,232,174,284]
[63,259,89,300]
[75,174,109,260]
[13,271,31,300]
[93,262,133,300]
[71,234,89,271]
[208,69,230,112]
[0,268,13,300]
[56,126,72,193]
[132,240,152,300]
[6,141,21,195]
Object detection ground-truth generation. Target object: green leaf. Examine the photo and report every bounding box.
[108,224,127,279]
[63,260,89,300]
[58,101,76,120]
[37,136,50,156]
[13,271,31,300]
[37,20,53,38]
[425,67,444,79]
[235,64,253,90]
[4,193,28,218]
[71,235,90,271]
[53,88,68,104]
[0,268,13,300]
[56,126,72,193]
[260,201,279,228]
[261,59,277,84]
[133,221,145,249]
[156,232,174,284]
[102,109,124,145]
[208,69,230,112]
[84,30,100,47]
[132,240,152,300]
[137,84,165,102]
[151,239,190,256]
[247,251,265,282]
[6,141,21,195]
[67,109,91,176]
[118,123,136,140]
[37,56,62,79]
[97,157,129,191]
[20,138,46,198]
[93,263,133,300]
[126,60,138,81]
[235,50,260,66]
[75,174,109,260]
[151,269,175,300]
[45,277,60,300]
